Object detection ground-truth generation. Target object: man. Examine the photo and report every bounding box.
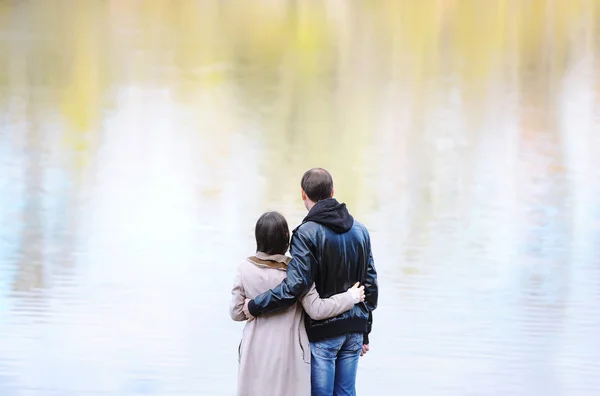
[243,168,378,396]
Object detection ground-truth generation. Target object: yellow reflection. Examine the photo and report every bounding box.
[0,0,597,209]
[59,1,106,170]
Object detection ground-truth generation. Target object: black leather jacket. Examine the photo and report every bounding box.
[248,199,378,343]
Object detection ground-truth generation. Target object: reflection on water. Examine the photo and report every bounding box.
[1,1,599,395]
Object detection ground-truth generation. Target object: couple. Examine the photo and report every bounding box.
[230,168,379,396]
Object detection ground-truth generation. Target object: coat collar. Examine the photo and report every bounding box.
[248,252,291,270]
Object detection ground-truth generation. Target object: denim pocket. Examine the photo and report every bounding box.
[349,332,364,352]
[311,335,346,359]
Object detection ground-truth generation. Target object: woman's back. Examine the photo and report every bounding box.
[231,253,310,396]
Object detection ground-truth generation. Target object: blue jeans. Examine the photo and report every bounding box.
[310,332,363,396]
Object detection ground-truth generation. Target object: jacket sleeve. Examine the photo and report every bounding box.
[229,263,247,321]
[300,283,356,321]
[247,230,315,317]
[363,234,378,344]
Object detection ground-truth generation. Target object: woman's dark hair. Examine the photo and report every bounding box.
[301,168,333,202]
[255,211,290,255]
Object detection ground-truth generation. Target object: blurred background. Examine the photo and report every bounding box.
[0,0,599,395]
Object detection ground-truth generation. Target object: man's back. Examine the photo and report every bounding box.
[302,220,371,298]
[292,217,375,342]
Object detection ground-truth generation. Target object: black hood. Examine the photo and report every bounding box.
[302,198,354,233]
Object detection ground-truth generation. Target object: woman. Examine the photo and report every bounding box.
[230,211,364,396]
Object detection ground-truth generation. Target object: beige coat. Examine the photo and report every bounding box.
[230,252,356,396]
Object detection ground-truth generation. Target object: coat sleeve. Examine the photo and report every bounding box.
[300,283,356,321]
[362,233,379,344]
[247,229,315,317]
[229,263,247,321]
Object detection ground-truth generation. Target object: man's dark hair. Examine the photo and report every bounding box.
[255,211,290,255]
[301,168,333,202]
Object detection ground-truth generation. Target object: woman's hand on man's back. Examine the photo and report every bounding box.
[348,282,365,304]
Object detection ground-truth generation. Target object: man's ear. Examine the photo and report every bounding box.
[330,187,335,198]
[302,189,307,201]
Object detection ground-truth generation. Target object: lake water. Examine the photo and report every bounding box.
[1,1,599,395]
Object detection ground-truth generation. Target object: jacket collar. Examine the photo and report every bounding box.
[294,198,354,234]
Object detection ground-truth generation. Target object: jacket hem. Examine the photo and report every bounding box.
[306,318,369,342]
